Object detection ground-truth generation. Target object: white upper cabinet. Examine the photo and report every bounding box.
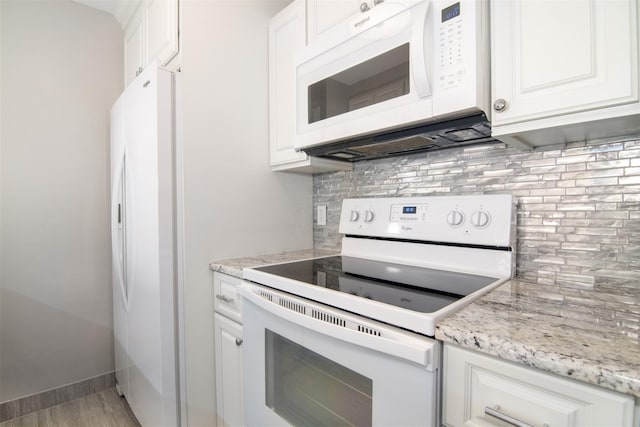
[269,0,309,167]
[146,0,179,67]
[269,0,352,173]
[124,0,179,86]
[307,0,362,45]
[124,9,145,85]
[490,0,640,148]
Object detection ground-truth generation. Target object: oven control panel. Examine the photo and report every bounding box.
[339,194,514,247]
[389,204,429,222]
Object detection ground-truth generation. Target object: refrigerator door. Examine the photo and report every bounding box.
[111,92,130,400]
[110,66,178,427]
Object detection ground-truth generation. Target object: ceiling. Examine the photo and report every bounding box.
[73,0,120,15]
[71,0,135,27]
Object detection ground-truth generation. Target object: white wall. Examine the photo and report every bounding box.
[179,1,313,424]
[0,0,122,402]
[0,1,3,399]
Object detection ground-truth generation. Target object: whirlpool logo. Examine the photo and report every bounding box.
[353,16,371,28]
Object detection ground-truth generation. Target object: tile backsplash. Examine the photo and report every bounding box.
[313,137,640,289]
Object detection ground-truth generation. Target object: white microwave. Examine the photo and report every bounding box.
[295,0,492,161]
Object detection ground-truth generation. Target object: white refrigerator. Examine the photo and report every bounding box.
[110,65,179,427]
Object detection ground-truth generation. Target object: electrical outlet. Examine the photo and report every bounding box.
[317,205,327,226]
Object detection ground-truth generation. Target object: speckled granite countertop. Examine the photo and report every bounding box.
[209,248,338,279]
[210,252,639,399]
[436,279,640,398]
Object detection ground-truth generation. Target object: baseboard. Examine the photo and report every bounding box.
[0,372,115,423]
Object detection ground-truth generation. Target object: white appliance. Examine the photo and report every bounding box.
[241,194,514,426]
[295,0,492,161]
[110,65,179,427]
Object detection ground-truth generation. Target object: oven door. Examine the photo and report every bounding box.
[239,281,441,427]
[295,0,433,150]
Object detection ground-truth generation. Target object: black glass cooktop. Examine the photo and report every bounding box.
[253,256,498,314]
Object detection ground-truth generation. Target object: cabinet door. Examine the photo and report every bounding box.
[491,0,639,126]
[269,1,353,173]
[443,344,635,427]
[269,0,309,166]
[124,7,145,86]
[146,0,179,67]
[214,314,243,427]
[213,272,243,324]
[307,0,362,44]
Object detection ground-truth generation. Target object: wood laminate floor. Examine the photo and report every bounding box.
[0,388,140,427]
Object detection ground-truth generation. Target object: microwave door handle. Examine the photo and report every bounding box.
[411,0,432,98]
[240,283,432,367]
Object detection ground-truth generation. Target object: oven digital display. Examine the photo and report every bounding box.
[403,206,417,214]
[442,2,460,22]
[390,204,428,222]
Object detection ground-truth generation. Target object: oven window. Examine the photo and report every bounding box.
[308,43,410,124]
[265,330,373,426]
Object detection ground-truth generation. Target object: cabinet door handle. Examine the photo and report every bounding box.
[485,406,535,427]
[215,294,234,304]
[235,338,243,346]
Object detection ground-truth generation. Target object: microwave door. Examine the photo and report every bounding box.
[296,0,432,150]
[306,43,411,124]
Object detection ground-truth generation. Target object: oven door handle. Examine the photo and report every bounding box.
[240,283,434,367]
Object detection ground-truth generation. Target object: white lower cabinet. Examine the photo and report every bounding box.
[214,313,243,427]
[443,344,635,427]
[213,272,244,427]
[214,272,243,324]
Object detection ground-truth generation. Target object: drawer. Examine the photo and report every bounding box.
[443,344,635,427]
[213,272,243,323]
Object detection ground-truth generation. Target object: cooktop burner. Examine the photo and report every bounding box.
[253,256,497,314]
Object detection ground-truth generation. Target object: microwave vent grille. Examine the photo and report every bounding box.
[327,135,437,160]
[302,112,502,162]
[351,135,437,155]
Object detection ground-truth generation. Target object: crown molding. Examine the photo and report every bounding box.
[114,0,142,29]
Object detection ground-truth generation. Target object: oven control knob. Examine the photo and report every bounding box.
[364,210,375,223]
[350,210,360,222]
[446,210,465,227]
[471,211,491,228]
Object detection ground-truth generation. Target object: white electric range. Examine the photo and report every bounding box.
[240,194,515,426]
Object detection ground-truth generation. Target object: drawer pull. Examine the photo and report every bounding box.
[215,294,234,304]
[485,406,534,427]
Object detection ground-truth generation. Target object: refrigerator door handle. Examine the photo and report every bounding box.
[111,151,130,311]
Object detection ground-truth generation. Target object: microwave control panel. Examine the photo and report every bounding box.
[437,1,466,90]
